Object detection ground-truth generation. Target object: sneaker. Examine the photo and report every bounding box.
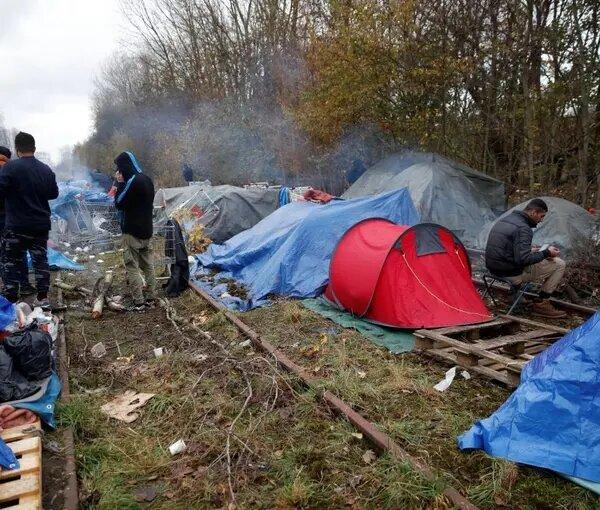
[532,299,566,319]
[33,298,51,311]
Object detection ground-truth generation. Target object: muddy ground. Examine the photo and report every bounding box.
[42,261,599,510]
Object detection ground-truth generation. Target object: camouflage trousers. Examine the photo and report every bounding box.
[122,234,156,305]
[2,231,49,303]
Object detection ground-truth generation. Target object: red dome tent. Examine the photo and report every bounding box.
[324,219,492,329]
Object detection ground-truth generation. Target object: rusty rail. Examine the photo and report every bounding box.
[56,288,79,510]
[189,282,478,510]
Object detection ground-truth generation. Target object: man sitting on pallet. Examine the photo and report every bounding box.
[485,198,566,319]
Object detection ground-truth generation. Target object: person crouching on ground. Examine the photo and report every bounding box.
[0,132,58,308]
[485,198,566,318]
[114,151,156,310]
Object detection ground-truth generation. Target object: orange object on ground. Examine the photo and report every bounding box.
[0,405,37,430]
[303,189,334,204]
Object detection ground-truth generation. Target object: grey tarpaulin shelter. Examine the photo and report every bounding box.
[476,196,597,258]
[342,150,506,247]
[154,183,280,244]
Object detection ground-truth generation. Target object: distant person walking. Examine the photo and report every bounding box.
[182,163,194,184]
[114,151,156,310]
[346,159,367,186]
[0,133,59,307]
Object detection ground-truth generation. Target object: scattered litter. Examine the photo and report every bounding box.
[44,440,62,454]
[362,449,376,464]
[434,366,470,392]
[75,247,83,252]
[101,390,155,423]
[134,486,157,502]
[83,246,90,253]
[220,292,233,299]
[98,259,104,264]
[89,255,95,259]
[239,339,252,348]
[90,342,107,358]
[351,432,363,440]
[356,370,367,379]
[153,347,165,358]
[169,439,187,455]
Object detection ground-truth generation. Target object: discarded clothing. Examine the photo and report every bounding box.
[303,189,334,204]
[0,404,38,429]
[195,189,419,308]
[458,311,600,484]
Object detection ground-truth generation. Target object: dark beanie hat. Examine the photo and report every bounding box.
[0,146,11,159]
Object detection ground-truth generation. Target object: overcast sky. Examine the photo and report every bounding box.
[0,0,122,162]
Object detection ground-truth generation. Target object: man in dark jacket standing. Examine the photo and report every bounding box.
[485,198,566,318]
[0,132,59,307]
[114,151,156,309]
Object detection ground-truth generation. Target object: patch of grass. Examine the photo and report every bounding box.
[59,267,599,510]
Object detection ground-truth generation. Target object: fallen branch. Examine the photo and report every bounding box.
[92,271,114,319]
[55,278,92,296]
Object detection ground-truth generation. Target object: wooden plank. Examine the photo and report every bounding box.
[426,348,517,387]
[499,315,570,334]
[429,318,511,336]
[0,452,39,480]
[6,496,40,510]
[6,437,40,456]
[475,329,558,351]
[0,473,39,503]
[418,330,526,372]
[0,423,41,443]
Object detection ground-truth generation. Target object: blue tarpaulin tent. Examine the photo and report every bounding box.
[458,312,600,486]
[195,189,419,308]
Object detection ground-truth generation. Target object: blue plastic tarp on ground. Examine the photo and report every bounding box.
[195,189,419,308]
[458,311,600,484]
[26,248,84,271]
[14,372,62,428]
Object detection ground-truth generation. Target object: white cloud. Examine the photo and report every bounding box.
[0,0,124,163]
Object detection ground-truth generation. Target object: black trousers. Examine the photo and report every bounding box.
[2,231,49,302]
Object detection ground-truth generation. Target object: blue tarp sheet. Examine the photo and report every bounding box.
[14,372,61,428]
[26,248,84,271]
[50,182,112,220]
[458,312,600,485]
[195,189,419,308]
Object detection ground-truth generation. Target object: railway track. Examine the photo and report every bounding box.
[188,281,479,510]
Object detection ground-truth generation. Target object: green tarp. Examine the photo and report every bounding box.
[302,298,414,354]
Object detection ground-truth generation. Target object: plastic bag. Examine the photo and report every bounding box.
[4,328,53,381]
[0,346,40,402]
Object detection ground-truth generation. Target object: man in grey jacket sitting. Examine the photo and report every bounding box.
[485,198,566,318]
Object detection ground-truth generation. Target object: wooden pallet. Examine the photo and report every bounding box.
[0,420,42,509]
[414,315,568,387]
